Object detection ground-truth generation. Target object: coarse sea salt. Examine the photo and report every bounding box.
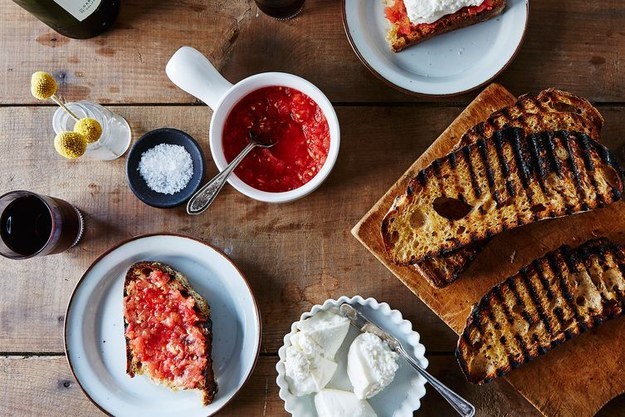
[138,143,193,195]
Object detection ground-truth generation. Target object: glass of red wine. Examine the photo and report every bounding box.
[0,190,84,259]
[254,0,305,19]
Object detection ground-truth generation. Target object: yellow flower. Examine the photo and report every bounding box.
[74,118,102,143]
[31,71,57,100]
[54,131,87,159]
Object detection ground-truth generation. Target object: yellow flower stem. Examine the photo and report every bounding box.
[50,94,80,122]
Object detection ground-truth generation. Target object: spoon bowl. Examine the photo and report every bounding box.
[249,130,276,148]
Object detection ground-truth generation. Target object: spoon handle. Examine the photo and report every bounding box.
[397,345,475,417]
[186,141,257,215]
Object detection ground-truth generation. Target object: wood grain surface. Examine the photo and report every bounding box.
[1,0,625,104]
[2,0,625,415]
[0,355,550,417]
[353,84,625,417]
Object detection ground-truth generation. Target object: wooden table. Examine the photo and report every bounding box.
[1,0,625,416]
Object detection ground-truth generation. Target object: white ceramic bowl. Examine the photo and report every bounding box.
[276,296,428,417]
[166,47,340,203]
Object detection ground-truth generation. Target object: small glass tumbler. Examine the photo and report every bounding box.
[254,0,305,19]
[52,101,132,160]
[0,190,84,259]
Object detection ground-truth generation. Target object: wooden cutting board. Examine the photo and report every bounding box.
[352,83,625,417]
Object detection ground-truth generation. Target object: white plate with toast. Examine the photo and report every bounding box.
[342,0,529,96]
[64,234,261,417]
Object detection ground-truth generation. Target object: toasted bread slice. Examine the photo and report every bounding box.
[414,116,603,287]
[456,238,625,384]
[382,129,623,264]
[412,90,605,288]
[124,261,217,405]
[384,0,505,52]
[457,89,604,149]
[459,112,601,149]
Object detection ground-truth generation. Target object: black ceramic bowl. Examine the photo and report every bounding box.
[126,128,205,208]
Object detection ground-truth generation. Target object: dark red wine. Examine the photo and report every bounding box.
[0,191,83,259]
[12,0,120,39]
[1,195,52,256]
[254,0,305,19]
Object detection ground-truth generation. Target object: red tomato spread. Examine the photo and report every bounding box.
[385,0,493,37]
[124,269,207,389]
[222,86,330,193]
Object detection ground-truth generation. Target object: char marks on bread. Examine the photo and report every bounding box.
[457,88,604,149]
[456,238,625,384]
[382,128,623,264]
[406,89,607,288]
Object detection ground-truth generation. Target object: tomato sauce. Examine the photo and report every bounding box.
[384,0,493,37]
[222,86,330,193]
[124,269,207,389]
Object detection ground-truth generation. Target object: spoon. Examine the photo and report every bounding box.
[186,131,275,215]
[340,303,476,417]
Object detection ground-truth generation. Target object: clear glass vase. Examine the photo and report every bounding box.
[52,101,132,160]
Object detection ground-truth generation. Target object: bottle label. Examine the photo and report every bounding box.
[52,0,102,22]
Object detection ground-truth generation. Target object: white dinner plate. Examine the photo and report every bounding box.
[342,0,530,96]
[276,296,428,417]
[64,234,261,417]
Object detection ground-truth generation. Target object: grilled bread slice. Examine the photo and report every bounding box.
[412,89,604,288]
[414,113,603,288]
[124,261,217,405]
[384,0,505,52]
[457,89,604,149]
[382,129,623,264]
[456,238,625,384]
[460,112,600,149]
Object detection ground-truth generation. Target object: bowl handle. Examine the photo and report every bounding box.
[166,46,233,110]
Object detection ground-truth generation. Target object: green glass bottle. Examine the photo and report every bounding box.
[12,0,120,39]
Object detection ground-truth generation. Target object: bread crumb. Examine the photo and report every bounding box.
[509,251,517,264]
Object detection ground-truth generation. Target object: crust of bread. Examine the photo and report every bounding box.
[412,243,482,288]
[381,129,623,264]
[124,261,217,405]
[386,0,506,52]
[456,238,625,384]
[407,89,605,288]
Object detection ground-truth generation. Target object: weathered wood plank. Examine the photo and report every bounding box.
[2,1,625,104]
[0,355,553,417]
[0,0,252,105]
[2,354,623,416]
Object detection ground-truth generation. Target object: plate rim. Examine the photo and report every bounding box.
[63,233,262,417]
[341,0,531,97]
